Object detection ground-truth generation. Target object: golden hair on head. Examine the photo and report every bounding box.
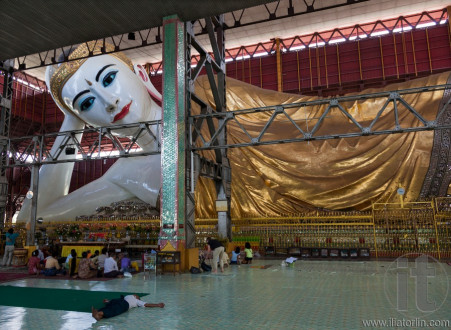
[49,41,134,114]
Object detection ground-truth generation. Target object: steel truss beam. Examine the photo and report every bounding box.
[12,0,368,71]
[3,121,161,168]
[4,85,450,163]
[190,84,451,151]
[2,122,224,184]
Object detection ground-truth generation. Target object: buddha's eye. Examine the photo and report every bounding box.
[103,71,118,87]
[80,97,95,111]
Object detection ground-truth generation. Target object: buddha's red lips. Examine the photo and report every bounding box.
[112,101,132,123]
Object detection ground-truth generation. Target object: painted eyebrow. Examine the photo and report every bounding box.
[95,64,116,82]
[72,90,90,107]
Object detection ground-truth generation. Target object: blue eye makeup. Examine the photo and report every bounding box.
[103,71,118,87]
[79,96,95,111]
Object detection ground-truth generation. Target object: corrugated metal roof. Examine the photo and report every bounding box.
[0,0,275,61]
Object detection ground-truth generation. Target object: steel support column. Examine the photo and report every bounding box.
[185,22,197,249]
[160,15,187,250]
[26,163,39,246]
[187,15,231,241]
[211,16,232,241]
[0,60,14,229]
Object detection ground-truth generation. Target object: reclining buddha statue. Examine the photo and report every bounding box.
[17,41,451,222]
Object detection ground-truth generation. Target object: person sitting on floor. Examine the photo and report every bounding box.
[65,249,75,269]
[36,245,45,263]
[97,248,108,277]
[221,250,230,268]
[75,251,98,279]
[68,250,79,278]
[103,253,124,278]
[116,252,124,270]
[43,251,66,276]
[90,250,100,264]
[28,250,41,275]
[91,294,164,321]
[242,242,253,264]
[119,252,133,273]
[230,247,241,265]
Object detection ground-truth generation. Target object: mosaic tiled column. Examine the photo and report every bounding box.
[159,15,186,250]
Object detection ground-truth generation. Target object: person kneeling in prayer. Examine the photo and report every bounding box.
[91,294,164,321]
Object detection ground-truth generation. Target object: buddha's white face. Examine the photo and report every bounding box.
[61,56,153,130]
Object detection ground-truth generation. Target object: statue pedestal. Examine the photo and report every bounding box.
[12,248,28,267]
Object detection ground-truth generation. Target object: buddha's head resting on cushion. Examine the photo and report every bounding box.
[46,41,161,136]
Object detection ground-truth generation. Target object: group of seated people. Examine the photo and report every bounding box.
[27,247,67,276]
[27,246,138,279]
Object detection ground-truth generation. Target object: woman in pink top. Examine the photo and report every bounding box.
[28,250,41,275]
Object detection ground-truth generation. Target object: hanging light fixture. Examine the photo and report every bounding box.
[65,144,76,155]
[128,32,136,40]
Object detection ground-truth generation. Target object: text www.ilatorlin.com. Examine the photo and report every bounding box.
[362,318,450,328]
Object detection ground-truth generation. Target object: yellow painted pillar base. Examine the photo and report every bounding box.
[225,242,236,254]
[185,247,199,270]
[24,246,37,259]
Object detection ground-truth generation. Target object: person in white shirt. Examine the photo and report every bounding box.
[103,253,123,278]
[37,247,45,261]
[91,294,164,321]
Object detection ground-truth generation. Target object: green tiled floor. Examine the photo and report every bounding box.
[0,259,449,329]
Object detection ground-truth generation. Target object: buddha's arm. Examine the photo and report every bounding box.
[29,176,135,222]
[17,114,85,222]
[41,114,85,204]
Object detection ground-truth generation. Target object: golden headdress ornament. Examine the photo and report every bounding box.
[49,41,133,114]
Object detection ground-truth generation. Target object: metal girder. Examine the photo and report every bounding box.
[197,155,230,181]
[12,0,369,71]
[14,38,162,72]
[227,0,368,29]
[3,121,161,168]
[190,84,451,151]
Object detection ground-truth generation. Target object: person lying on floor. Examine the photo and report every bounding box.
[91,294,164,321]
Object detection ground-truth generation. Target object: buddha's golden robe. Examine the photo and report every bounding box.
[193,72,451,218]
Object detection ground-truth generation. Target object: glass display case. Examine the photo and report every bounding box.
[156,251,181,275]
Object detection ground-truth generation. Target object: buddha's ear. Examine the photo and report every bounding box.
[134,64,162,102]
